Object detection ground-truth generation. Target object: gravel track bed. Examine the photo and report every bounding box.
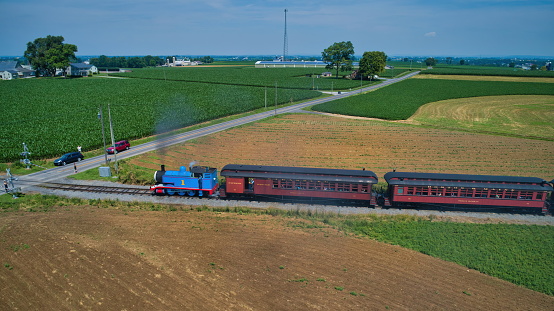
[21,178,554,226]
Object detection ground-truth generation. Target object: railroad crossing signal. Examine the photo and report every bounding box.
[20,143,31,169]
[4,168,20,198]
[19,143,46,170]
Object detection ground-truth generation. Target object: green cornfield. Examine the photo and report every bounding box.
[421,66,554,77]
[0,77,320,162]
[312,79,554,120]
[111,66,382,90]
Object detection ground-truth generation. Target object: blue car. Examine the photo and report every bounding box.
[54,152,84,166]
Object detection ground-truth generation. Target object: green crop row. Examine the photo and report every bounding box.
[312,78,554,120]
[111,66,380,90]
[338,217,554,295]
[421,66,554,77]
[0,77,320,162]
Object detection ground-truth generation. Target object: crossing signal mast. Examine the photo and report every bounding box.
[283,9,288,62]
[20,142,31,169]
[19,142,46,170]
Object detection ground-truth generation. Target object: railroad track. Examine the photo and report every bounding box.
[27,181,553,223]
[38,182,152,196]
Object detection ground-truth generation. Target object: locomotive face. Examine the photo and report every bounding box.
[154,170,166,184]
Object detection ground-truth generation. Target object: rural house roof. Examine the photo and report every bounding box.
[70,63,93,69]
[0,61,34,77]
[0,61,18,71]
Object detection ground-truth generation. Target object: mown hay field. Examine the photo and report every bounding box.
[407,95,554,140]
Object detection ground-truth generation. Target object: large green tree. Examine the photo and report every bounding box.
[425,57,437,67]
[24,35,78,77]
[358,51,387,80]
[322,41,355,78]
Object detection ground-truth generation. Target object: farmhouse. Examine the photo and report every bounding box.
[66,63,98,76]
[166,57,200,67]
[0,61,35,80]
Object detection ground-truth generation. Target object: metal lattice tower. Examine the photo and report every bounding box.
[283,9,288,61]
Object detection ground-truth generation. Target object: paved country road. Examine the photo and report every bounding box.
[19,71,420,185]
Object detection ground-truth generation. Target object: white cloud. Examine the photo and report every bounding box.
[424,32,437,37]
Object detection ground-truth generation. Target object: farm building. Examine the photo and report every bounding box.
[66,63,98,76]
[0,61,35,80]
[166,57,200,67]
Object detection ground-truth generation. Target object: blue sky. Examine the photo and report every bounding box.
[1,0,553,57]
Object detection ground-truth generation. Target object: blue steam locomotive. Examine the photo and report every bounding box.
[150,164,219,196]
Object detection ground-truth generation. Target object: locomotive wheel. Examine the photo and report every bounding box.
[187,190,196,197]
[178,191,186,196]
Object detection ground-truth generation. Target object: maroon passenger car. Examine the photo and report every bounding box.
[220,164,378,205]
[384,172,553,214]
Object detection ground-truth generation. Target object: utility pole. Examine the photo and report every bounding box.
[98,107,108,165]
[108,103,118,173]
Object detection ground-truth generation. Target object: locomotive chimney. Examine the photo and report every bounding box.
[161,165,165,171]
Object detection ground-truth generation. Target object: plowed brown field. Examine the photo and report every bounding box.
[133,114,554,180]
[1,208,552,310]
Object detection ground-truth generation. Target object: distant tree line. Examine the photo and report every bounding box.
[89,55,214,68]
[412,56,551,69]
[89,55,165,68]
[191,56,214,63]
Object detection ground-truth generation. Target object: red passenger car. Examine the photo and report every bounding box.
[220,164,378,205]
[384,172,553,214]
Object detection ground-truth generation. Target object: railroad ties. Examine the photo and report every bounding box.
[39,182,151,196]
